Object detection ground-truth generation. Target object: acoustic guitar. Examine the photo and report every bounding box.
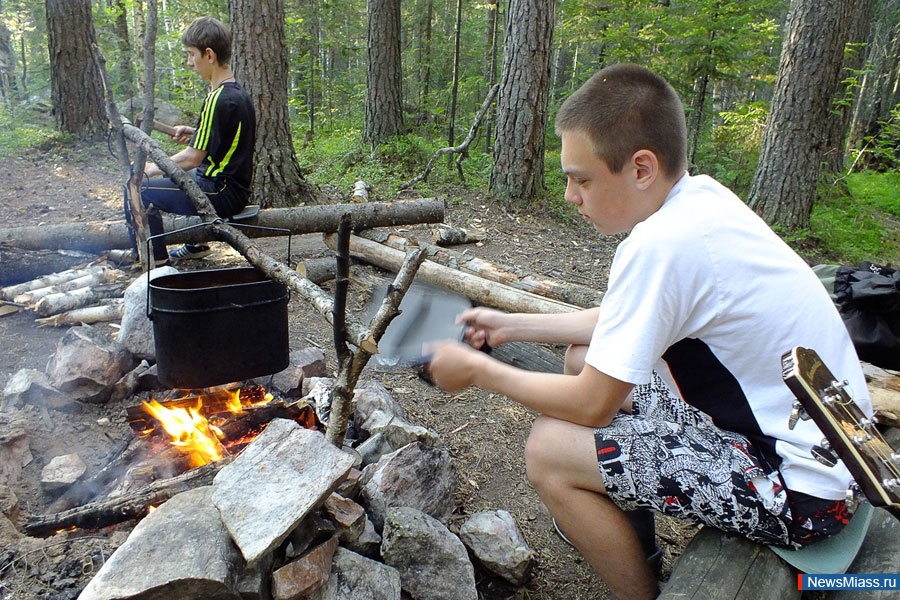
[781,346,900,520]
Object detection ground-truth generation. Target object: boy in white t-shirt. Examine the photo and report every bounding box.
[426,64,870,600]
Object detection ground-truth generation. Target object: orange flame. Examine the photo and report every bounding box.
[142,399,224,468]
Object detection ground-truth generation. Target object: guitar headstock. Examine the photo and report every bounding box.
[782,346,900,518]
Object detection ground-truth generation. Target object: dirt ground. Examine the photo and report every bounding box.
[0,139,698,599]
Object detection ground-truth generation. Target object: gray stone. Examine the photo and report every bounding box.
[1,368,67,411]
[381,507,477,600]
[118,266,177,361]
[307,547,402,600]
[353,380,408,424]
[459,509,534,586]
[40,453,86,491]
[45,325,133,403]
[78,486,243,600]
[0,428,31,487]
[212,419,354,563]
[257,347,329,397]
[362,409,439,449]
[356,432,393,467]
[360,441,456,529]
[344,516,381,558]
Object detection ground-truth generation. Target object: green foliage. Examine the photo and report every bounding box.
[697,101,768,195]
[845,171,900,218]
[787,174,900,266]
[850,104,900,171]
[0,109,61,153]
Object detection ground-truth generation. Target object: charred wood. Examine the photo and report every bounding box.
[24,458,229,536]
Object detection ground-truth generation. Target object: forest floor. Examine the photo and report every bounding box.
[0,136,799,599]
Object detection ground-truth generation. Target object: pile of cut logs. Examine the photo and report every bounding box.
[0,261,130,327]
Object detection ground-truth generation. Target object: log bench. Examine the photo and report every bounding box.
[659,427,900,600]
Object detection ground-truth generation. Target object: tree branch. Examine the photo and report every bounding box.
[399,84,499,190]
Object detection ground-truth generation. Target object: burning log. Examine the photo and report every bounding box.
[23,457,229,536]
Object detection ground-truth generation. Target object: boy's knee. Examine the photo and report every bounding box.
[524,416,562,489]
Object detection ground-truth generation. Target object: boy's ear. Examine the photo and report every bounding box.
[631,149,659,190]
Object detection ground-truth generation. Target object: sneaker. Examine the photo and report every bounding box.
[169,244,211,262]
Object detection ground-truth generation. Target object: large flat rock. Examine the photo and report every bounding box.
[213,419,355,563]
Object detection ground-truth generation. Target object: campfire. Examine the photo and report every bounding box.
[127,384,321,473]
[22,384,322,538]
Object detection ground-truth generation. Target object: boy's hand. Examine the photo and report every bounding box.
[424,341,484,392]
[459,307,510,349]
[171,125,194,145]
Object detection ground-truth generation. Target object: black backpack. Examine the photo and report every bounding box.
[831,261,900,370]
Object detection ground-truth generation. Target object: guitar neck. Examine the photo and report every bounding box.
[782,347,900,515]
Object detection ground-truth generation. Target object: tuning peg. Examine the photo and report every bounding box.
[846,484,862,513]
[811,440,839,467]
[788,401,809,430]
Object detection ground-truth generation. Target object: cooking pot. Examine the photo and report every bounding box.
[149,267,290,389]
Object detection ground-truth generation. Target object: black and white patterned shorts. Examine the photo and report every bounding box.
[594,373,850,548]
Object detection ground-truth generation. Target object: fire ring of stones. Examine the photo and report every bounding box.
[2,321,535,600]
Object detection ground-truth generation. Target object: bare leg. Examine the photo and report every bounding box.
[525,415,659,600]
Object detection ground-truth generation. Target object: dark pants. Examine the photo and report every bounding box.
[124,170,246,261]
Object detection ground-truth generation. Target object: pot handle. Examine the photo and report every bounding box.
[144,220,293,318]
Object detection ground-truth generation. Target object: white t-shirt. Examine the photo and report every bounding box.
[584,172,871,500]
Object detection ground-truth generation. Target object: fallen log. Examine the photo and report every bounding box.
[325,232,579,315]
[14,267,123,304]
[32,282,127,317]
[0,199,444,253]
[0,249,99,289]
[23,457,230,536]
[1,264,109,300]
[431,225,486,246]
[358,229,605,308]
[35,299,124,327]
[297,256,340,284]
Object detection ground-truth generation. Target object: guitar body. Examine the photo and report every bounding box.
[782,346,900,520]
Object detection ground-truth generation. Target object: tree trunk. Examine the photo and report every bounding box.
[45,0,107,140]
[483,0,500,153]
[822,0,875,174]
[747,0,859,230]
[229,0,318,208]
[447,0,463,153]
[847,0,900,165]
[490,0,555,203]
[0,14,15,100]
[114,0,135,98]
[416,0,434,118]
[362,0,403,146]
